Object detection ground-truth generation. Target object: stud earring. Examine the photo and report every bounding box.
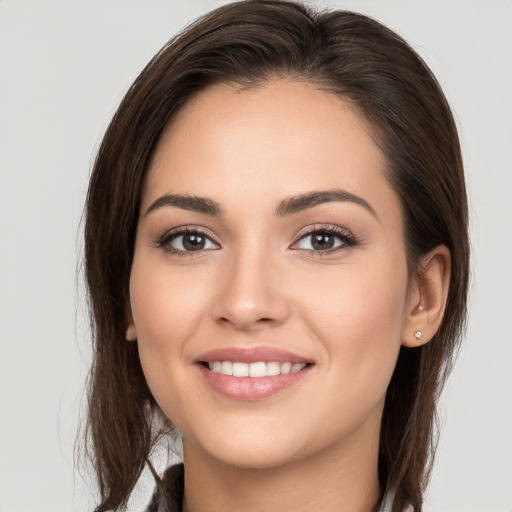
[414,330,423,342]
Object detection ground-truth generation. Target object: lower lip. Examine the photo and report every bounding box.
[197,364,312,400]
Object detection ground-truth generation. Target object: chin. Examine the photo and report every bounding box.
[181,421,309,471]
[205,443,304,471]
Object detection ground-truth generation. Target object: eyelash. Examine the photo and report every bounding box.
[155,226,219,257]
[293,225,359,254]
[155,224,358,257]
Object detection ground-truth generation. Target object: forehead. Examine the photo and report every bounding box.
[143,80,394,216]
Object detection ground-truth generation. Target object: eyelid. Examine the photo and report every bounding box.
[155,225,221,254]
[290,224,358,252]
[154,223,357,256]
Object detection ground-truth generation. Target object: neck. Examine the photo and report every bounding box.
[181,426,382,512]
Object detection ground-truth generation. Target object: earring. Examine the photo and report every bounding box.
[414,330,423,342]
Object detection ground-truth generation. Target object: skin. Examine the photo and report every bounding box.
[127,80,450,512]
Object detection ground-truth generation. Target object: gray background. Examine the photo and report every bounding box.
[1,1,511,511]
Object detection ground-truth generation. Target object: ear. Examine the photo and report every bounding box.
[402,245,451,347]
[125,307,137,342]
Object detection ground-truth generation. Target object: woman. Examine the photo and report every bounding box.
[83,1,469,511]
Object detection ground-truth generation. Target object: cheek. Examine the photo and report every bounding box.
[302,253,407,331]
[287,257,408,439]
[129,258,208,347]
[297,253,408,390]
[128,254,211,407]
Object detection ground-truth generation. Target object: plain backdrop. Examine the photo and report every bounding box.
[1,1,511,511]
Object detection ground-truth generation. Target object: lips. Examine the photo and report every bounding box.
[196,346,313,400]
[197,346,312,365]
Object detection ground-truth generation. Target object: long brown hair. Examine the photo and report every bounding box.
[82,1,469,510]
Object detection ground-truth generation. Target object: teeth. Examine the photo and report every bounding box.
[207,361,307,377]
[280,362,292,374]
[267,361,281,376]
[232,362,249,377]
[249,362,266,377]
[221,361,233,376]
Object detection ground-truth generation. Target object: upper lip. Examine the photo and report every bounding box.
[196,346,313,365]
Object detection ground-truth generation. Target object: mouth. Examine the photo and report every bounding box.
[196,347,314,400]
[201,360,309,377]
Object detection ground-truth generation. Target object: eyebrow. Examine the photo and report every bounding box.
[145,193,223,217]
[145,188,377,219]
[275,189,377,218]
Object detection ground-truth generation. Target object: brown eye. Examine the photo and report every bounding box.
[181,233,206,251]
[292,227,357,253]
[295,230,344,251]
[164,230,218,253]
[310,233,335,250]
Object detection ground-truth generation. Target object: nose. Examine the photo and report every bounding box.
[212,247,290,331]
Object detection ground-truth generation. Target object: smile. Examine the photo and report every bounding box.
[196,346,313,400]
[207,361,307,377]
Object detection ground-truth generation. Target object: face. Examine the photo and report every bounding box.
[128,80,414,469]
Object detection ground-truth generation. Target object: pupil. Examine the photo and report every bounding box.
[312,233,334,250]
[183,233,205,251]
